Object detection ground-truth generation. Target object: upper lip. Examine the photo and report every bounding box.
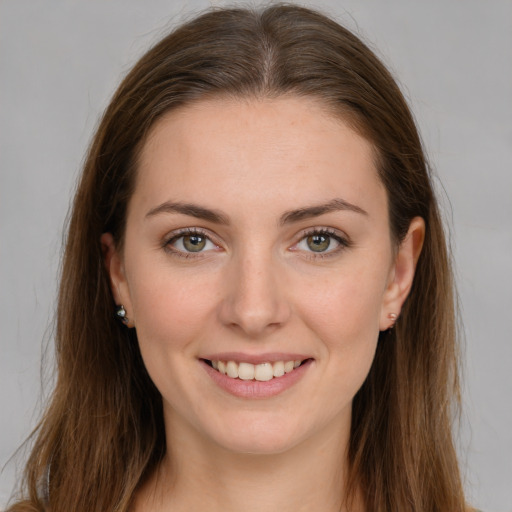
[201,352,312,365]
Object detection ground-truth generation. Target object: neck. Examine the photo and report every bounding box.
[134,412,363,512]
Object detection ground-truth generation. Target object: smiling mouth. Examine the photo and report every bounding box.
[203,359,311,382]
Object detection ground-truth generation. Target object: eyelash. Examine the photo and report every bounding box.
[295,227,351,260]
[163,227,351,260]
[163,228,217,259]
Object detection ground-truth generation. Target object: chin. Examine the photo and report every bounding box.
[217,432,301,456]
[206,413,313,456]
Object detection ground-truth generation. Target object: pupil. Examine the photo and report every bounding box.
[307,234,329,252]
[184,235,206,252]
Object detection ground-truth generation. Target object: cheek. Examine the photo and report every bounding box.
[293,256,389,398]
[126,259,221,350]
[303,281,381,378]
[296,261,388,344]
[126,265,222,410]
[298,273,383,404]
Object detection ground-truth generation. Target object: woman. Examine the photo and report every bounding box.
[7,4,470,511]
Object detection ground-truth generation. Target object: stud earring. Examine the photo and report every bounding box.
[116,305,129,325]
[387,312,398,329]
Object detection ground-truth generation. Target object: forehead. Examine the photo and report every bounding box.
[133,96,385,220]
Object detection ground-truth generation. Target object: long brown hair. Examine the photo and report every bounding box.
[8,5,467,511]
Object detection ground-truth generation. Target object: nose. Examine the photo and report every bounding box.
[217,251,291,339]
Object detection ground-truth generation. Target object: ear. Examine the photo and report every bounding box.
[379,217,425,331]
[101,232,134,326]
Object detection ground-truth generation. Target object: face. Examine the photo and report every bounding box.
[104,96,422,456]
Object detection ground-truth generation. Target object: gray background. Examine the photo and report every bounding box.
[1,0,511,510]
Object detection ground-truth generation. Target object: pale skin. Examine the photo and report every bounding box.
[102,96,424,512]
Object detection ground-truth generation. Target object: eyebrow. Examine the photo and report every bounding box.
[279,198,368,225]
[145,201,230,224]
[145,198,367,225]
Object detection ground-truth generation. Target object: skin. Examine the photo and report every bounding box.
[102,96,424,512]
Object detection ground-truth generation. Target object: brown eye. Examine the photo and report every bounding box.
[306,234,331,252]
[182,234,207,252]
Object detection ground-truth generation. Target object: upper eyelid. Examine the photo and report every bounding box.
[164,225,347,237]
[294,226,350,243]
[165,227,217,242]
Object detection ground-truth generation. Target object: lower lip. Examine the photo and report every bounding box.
[201,359,313,399]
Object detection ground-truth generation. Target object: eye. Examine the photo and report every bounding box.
[166,229,218,255]
[294,229,349,255]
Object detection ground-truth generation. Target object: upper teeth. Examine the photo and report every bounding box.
[212,360,302,381]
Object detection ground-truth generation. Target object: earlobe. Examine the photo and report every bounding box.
[379,217,425,331]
